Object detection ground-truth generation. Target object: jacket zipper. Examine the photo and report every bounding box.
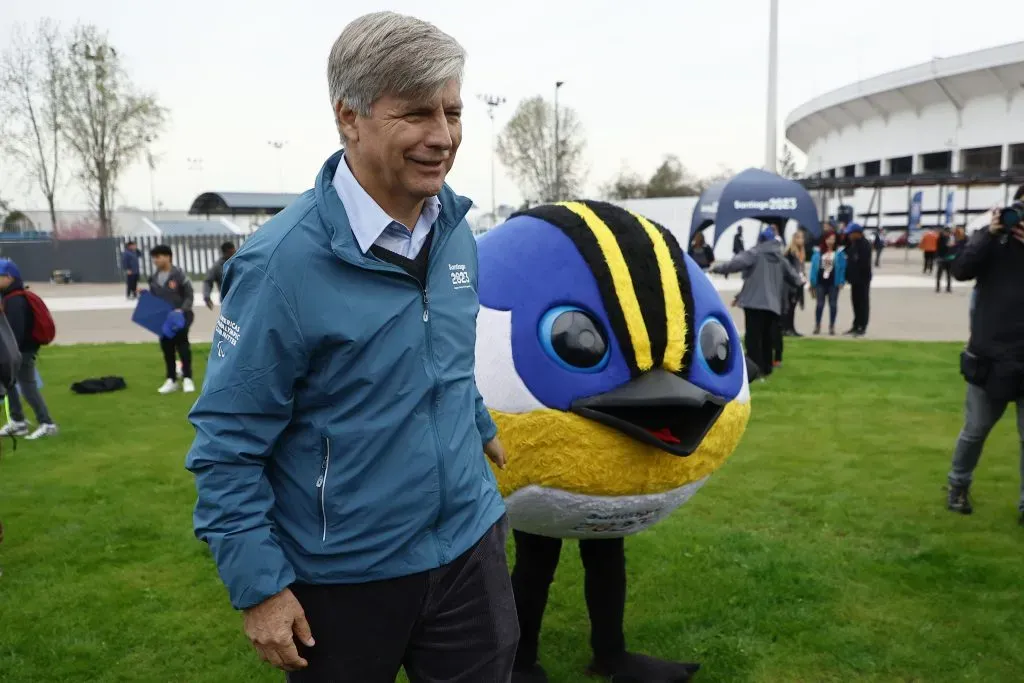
[315,435,331,543]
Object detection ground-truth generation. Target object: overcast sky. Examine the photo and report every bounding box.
[1,0,1019,213]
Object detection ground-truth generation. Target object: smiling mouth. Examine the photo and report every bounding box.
[570,369,726,457]
[410,158,445,168]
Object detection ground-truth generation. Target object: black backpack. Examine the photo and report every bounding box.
[70,376,127,394]
[0,312,23,398]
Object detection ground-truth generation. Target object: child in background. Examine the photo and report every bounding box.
[145,245,196,394]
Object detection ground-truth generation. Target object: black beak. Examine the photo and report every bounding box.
[570,369,726,457]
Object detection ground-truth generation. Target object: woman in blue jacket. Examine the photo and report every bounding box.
[809,231,847,335]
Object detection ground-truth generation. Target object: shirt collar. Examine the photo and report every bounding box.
[331,150,442,254]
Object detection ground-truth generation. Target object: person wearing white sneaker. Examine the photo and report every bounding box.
[0,259,58,438]
[145,245,197,395]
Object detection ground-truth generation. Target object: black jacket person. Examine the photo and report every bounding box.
[147,244,196,393]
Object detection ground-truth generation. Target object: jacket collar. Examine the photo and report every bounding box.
[314,150,473,265]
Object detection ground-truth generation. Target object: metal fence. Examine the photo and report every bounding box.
[118,234,248,280]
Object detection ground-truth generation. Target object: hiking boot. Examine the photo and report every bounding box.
[829,326,835,336]
[26,423,58,440]
[947,485,973,514]
[0,421,29,437]
[813,324,821,335]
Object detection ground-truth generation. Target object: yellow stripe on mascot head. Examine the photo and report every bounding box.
[475,200,751,538]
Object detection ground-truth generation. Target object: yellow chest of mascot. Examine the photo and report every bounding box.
[475,201,751,538]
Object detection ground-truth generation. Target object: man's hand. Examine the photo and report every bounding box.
[204,298,214,310]
[243,588,315,672]
[484,436,507,470]
[1012,226,1024,244]
[988,208,1003,235]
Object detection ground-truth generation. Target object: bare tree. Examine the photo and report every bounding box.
[0,19,66,233]
[61,24,167,237]
[600,163,648,200]
[696,166,735,193]
[496,95,586,203]
[778,144,801,179]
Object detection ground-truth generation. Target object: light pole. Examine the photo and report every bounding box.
[554,80,564,201]
[268,140,288,191]
[765,0,779,173]
[477,94,506,228]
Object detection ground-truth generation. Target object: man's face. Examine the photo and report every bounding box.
[153,254,171,270]
[225,247,236,259]
[0,275,12,290]
[339,79,463,200]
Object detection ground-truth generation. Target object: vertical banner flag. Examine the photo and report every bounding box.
[944,190,955,227]
[908,191,923,233]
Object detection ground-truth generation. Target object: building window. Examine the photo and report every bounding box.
[842,164,855,177]
[920,151,952,173]
[827,168,836,178]
[888,156,912,175]
[1007,143,1024,171]
[863,160,881,177]
[960,145,1002,174]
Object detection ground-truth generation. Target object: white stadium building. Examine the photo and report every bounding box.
[786,40,1024,234]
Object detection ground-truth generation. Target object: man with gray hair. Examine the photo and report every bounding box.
[185,11,517,682]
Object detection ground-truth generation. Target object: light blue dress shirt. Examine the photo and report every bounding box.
[331,151,441,260]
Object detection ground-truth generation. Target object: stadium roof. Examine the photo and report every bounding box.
[144,218,243,236]
[188,191,301,216]
[786,41,1024,152]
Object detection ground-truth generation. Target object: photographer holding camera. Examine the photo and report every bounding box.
[946,185,1024,522]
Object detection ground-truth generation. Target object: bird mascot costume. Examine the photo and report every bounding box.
[474,200,752,682]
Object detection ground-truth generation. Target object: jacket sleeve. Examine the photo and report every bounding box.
[809,252,820,287]
[178,275,195,313]
[202,264,217,301]
[783,260,803,288]
[3,296,30,349]
[475,386,498,444]
[836,252,847,286]
[951,230,995,281]
[185,258,308,610]
[710,249,756,275]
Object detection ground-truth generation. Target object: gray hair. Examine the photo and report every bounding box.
[328,12,466,122]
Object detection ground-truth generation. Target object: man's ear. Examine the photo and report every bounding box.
[335,101,359,143]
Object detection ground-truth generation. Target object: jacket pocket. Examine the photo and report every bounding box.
[315,434,331,543]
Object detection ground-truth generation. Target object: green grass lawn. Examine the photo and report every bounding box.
[1,340,1022,682]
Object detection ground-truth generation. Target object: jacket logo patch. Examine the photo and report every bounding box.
[215,315,241,346]
[449,263,472,290]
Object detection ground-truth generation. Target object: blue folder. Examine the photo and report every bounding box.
[131,291,174,337]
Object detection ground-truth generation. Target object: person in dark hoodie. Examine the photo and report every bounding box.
[0,259,58,439]
[843,223,873,337]
[202,241,237,309]
[122,241,141,299]
[144,244,196,394]
[711,227,803,377]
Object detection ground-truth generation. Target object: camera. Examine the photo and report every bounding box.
[998,201,1024,231]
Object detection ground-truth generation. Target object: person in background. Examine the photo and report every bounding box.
[809,231,846,336]
[725,226,745,280]
[688,231,715,271]
[920,228,938,274]
[934,226,954,293]
[843,223,872,337]
[945,195,1024,523]
[203,241,237,309]
[122,241,141,300]
[781,229,807,338]
[146,245,195,395]
[872,229,885,267]
[0,259,58,439]
[711,227,803,378]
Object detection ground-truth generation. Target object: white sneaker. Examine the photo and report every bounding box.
[182,378,195,393]
[26,423,58,440]
[158,379,179,394]
[0,421,29,437]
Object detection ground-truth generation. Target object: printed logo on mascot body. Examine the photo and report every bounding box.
[473,199,752,539]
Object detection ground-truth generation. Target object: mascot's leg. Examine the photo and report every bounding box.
[580,538,701,683]
[510,530,563,683]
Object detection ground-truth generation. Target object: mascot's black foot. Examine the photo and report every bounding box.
[585,651,701,683]
[512,663,550,683]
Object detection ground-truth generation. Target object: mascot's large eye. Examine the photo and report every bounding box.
[698,318,731,375]
[539,305,610,373]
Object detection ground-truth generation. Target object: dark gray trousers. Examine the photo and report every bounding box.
[948,384,1024,511]
[7,351,53,425]
[286,516,518,683]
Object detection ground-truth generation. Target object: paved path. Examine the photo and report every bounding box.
[33,249,969,345]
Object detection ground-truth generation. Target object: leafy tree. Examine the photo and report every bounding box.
[778,144,800,179]
[644,154,698,197]
[600,164,648,200]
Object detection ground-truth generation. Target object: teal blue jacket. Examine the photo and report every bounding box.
[185,151,503,610]
[809,247,847,288]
